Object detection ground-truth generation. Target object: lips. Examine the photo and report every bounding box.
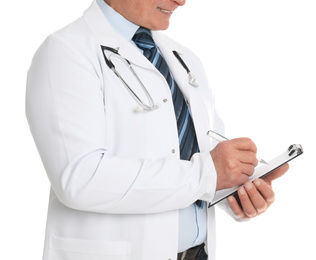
[157,7,174,14]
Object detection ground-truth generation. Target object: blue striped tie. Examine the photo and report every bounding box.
[132,27,200,161]
[133,28,202,207]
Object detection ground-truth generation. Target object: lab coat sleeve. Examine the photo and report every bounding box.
[211,111,249,221]
[26,34,217,214]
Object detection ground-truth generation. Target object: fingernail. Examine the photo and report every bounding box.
[239,187,246,195]
[245,182,252,191]
[254,179,261,186]
[228,196,234,203]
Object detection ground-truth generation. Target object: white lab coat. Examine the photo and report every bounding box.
[26,1,226,260]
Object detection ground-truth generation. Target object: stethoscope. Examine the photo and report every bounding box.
[101,45,199,112]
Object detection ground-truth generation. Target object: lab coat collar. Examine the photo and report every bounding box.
[83,0,185,70]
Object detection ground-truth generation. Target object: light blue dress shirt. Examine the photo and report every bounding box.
[96,0,207,253]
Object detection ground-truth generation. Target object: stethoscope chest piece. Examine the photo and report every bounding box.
[173,50,199,88]
[188,72,199,87]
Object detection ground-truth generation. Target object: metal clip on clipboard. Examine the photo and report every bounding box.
[208,144,304,207]
[288,144,303,157]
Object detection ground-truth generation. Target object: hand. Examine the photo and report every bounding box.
[210,138,258,191]
[227,163,289,220]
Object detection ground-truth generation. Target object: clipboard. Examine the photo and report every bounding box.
[208,144,304,207]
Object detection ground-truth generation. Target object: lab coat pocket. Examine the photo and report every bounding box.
[48,235,131,260]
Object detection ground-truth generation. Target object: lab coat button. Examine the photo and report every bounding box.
[163,98,168,103]
[172,149,176,153]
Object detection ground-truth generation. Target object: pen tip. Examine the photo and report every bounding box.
[260,159,268,165]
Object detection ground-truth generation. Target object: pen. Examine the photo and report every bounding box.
[207,130,268,164]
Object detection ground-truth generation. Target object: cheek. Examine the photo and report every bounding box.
[127,3,171,30]
[129,4,153,24]
[145,9,172,30]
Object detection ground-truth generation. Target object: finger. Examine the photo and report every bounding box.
[262,163,289,185]
[238,151,258,167]
[253,179,275,205]
[231,138,257,153]
[237,186,258,218]
[226,151,257,177]
[227,195,248,220]
[240,163,256,177]
[244,182,268,214]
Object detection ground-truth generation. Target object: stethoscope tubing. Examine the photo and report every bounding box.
[101,46,157,111]
[101,45,198,112]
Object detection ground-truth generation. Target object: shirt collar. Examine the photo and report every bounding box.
[96,0,139,41]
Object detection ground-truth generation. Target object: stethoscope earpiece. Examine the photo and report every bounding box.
[135,106,144,112]
[135,103,161,112]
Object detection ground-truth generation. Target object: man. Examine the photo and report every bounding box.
[26,0,289,259]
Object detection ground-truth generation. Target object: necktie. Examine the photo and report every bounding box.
[133,27,202,207]
[132,27,199,161]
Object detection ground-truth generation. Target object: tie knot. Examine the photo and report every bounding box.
[132,27,158,60]
[133,27,155,47]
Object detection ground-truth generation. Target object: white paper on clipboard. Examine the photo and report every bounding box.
[208,144,303,207]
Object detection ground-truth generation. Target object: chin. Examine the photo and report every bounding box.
[150,22,170,31]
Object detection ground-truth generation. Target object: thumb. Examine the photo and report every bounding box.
[262,163,289,186]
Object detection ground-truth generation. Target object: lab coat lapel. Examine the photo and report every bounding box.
[152,32,189,96]
[83,1,155,71]
[153,32,214,152]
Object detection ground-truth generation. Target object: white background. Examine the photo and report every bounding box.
[1,0,315,259]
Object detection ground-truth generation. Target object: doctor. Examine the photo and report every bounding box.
[26,0,289,260]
